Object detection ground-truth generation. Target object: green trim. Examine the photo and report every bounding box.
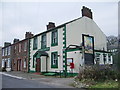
[38,47,50,51]
[95,53,101,55]
[43,72,56,76]
[32,52,40,68]
[95,50,111,53]
[29,70,36,73]
[51,29,58,47]
[63,55,66,58]
[33,37,38,50]
[32,56,35,68]
[108,53,112,56]
[51,43,58,46]
[63,42,66,44]
[51,51,58,68]
[41,33,47,49]
[66,48,81,52]
[62,25,67,76]
[103,53,107,56]
[63,61,65,63]
[63,65,66,67]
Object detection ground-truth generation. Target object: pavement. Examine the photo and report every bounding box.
[3,71,75,88]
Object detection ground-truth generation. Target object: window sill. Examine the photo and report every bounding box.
[33,48,37,50]
[51,65,58,68]
[51,43,58,47]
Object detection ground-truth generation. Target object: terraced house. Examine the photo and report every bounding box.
[11,32,33,72]
[29,6,113,74]
[2,42,11,71]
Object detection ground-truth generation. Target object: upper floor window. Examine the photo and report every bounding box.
[41,34,46,49]
[8,46,11,55]
[14,46,16,53]
[19,44,21,52]
[33,37,38,50]
[5,48,7,56]
[24,42,27,51]
[2,49,4,56]
[51,30,58,46]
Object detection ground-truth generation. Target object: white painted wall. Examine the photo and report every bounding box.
[30,27,64,72]
[41,56,46,72]
[67,51,83,73]
[66,16,107,51]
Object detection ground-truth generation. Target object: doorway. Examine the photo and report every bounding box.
[36,58,41,72]
[17,59,22,71]
[4,62,7,69]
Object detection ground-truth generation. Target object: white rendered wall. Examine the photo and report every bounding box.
[47,27,64,72]
[30,27,64,72]
[67,51,83,73]
[66,16,107,51]
[41,56,46,72]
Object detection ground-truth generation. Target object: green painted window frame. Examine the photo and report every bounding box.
[33,56,35,68]
[51,30,58,46]
[51,51,58,68]
[108,55,111,61]
[33,37,38,50]
[41,34,47,49]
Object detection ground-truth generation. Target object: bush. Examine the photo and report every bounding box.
[77,65,120,81]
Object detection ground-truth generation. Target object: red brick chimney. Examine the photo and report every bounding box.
[13,39,19,44]
[46,22,55,30]
[25,32,34,39]
[81,6,93,19]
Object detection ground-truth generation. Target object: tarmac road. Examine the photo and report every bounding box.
[2,74,59,88]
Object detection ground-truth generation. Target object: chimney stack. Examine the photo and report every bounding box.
[46,22,55,30]
[13,39,19,44]
[81,6,93,19]
[25,32,34,39]
[4,42,11,47]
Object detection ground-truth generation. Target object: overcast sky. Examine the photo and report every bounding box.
[0,1,119,47]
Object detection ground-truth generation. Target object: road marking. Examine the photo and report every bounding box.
[0,72,26,80]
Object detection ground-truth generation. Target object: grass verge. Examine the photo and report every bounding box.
[89,80,119,88]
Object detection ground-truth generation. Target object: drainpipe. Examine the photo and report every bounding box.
[46,56,48,72]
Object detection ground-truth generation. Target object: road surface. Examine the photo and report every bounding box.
[2,74,60,88]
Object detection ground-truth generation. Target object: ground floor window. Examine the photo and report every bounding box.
[51,52,58,68]
[67,58,73,66]
[108,55,111,62]
[24,58,27,68]
[103,53,107,64]
[2,59,5,67]
[7,58,11,68]
[95,53,100,64]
